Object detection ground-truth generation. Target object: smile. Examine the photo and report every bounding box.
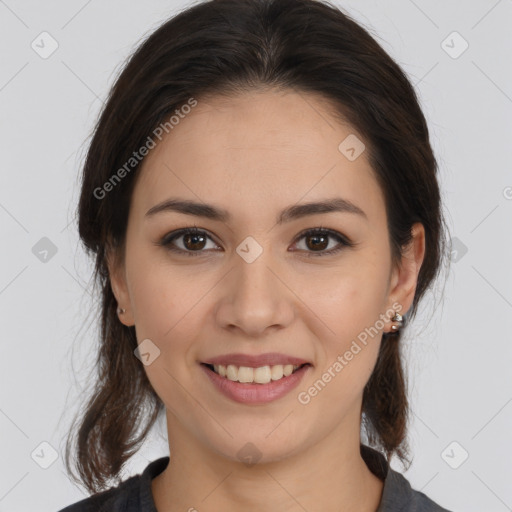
[204,363,309,384]
[200,362,312,404]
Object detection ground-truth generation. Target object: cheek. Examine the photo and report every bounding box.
[300,257,389,340]
[126,259,204,403]
[125,251,222,383]
[125,247,195,342]
[296,272,386,415]
[295,256,390,402]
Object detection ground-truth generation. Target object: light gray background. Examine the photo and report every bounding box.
[1,1,511,511]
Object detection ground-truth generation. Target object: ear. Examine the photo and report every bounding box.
[386,222,426,329]
[106,245,135,327]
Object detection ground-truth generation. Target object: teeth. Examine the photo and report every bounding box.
[212,364,301,384]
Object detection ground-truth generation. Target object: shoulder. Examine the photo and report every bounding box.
[57,474,140,512]
[360,444,453,512]
[381,467,453,512]
[58,456,170,512]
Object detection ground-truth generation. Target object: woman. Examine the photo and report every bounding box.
[60,0,452,510]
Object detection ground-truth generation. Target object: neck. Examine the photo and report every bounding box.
[151,413,384,512]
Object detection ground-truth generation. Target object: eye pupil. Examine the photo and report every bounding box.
[306,234,328,251]
[184,233,206,250]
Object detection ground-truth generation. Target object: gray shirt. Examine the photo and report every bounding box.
[59,444,453,511]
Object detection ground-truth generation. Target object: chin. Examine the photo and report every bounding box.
[202,430,305,467]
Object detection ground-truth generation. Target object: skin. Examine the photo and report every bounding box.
[108,88,425,512]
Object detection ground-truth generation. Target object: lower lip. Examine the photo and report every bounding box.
[200,363,311,404]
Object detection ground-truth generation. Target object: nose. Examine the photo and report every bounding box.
[214,245,295,337]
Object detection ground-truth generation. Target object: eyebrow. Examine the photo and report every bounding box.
[145,197,367,224]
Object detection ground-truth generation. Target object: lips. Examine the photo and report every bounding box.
[200,360,312,404]
[201,352,312,368]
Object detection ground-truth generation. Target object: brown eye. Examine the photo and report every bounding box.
[182,231,207,250]
[304,232,329,251]
[160,228,219,256]
[159,226,354,258]
[292,228,354,256]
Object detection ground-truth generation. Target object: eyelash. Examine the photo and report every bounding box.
[157,225,355,258]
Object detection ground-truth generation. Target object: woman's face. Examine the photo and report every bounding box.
[109,89,424,464]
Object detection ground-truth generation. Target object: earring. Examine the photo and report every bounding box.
[117,306,126,315]
[390,312,403,332]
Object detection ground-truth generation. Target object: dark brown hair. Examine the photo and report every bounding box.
[65,0,449,493]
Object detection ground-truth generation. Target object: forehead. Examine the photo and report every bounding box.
[132,89,385,224]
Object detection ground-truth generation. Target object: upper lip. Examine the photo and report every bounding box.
[201,352,312,368]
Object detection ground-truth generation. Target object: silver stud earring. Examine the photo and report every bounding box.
[117,306,126,315]
[390,312,403,332]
